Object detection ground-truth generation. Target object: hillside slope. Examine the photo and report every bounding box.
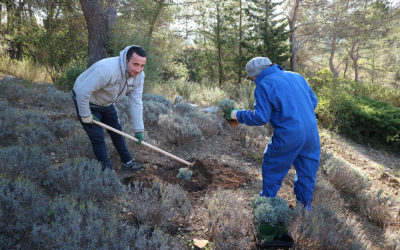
[1,76,399,249]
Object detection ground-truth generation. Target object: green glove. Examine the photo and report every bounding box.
[134,132,143,145]
[224,108,239,120]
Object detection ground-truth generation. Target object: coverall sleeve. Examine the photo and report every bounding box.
[236,85,272,126]
[73,67,109,117]
[127,74,144,132]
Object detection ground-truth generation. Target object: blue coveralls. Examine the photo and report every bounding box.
[236,65,320,209]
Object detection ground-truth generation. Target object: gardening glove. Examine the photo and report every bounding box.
[134,132,143,145]
[81,114,94,124]
[224,108,239,120]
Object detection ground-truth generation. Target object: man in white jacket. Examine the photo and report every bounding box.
[72,45,146,171]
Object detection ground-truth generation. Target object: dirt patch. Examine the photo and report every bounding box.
[121,157,251,197]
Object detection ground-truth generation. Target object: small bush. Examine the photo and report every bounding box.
[217,98,236,114]
[320,153,370,196]
[158,114,202,144]
[0,146,52,182]
[173,102,198,115]
[359,190,396,229]
[56,130,94,159]
[42,158,124,201]
[32,196,183,249]
[54,119,77,137]
[55,65,85,91]
[126,182,191,230]
[207,190,252,249]
[16,125,55,153]
[177,167,193,181]
[0,102,19,144]
[313,178,344,209]
[183,110,222,137]
[143,100,171,126]
[0,177,48,249]
[143,93,172,109]
[37,83,74,111]
[251,196,292,228]
[289,204,362,249]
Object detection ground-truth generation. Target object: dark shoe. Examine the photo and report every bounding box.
[121,159,143,171]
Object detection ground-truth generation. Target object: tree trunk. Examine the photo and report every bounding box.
[343,54,349,78]
[79,0,116,68]
[147,0,165,41]
[329,35,339,76]
[350,44,360,82]
[238,0,242,84]
[216,1,223,87]
[289,0,300,72]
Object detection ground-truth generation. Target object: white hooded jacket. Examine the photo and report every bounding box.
[73,46,144,132]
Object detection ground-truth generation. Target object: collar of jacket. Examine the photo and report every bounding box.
[254,64,284,85]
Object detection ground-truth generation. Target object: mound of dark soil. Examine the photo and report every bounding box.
[120,157,251,197]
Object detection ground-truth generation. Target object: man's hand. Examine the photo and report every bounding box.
[224,108,239,120]
[81,115,93,124]
[134,132,143,145]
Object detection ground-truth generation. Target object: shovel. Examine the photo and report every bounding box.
[92,119,194,167]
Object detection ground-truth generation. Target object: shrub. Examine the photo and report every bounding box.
[289,204,362,249]
[181,110,222,137]
[173,102,198,115]
[0,77,33,101]
[310,70,400,151]
[55,65,85,91]
[359,190,396,229]
[320,153,370,196]
[125,182,191,230]
[55,130,94,159]
[143,100,171,126]
[217,98,236,114]
[251,196,292,228]
[0,146,52,182]
[207,190,252,249]
[0,102,19,144]
[37,83,74,111]
[0,177,48,249]
[158,114,202,144]
[54,119,77,137]
[32,196,183,249]
[312,178,344,209]
[176,167,193,181]
[42,158,124,201]
[16,125,55,153]
[143,93,172,109]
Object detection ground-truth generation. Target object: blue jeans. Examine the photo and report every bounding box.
[73,98,132,169]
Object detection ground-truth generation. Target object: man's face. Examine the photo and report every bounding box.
[127,53,146,78]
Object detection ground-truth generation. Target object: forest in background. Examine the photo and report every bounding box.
[0,0,399,89]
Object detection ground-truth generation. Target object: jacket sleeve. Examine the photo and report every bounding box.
[73,67,109,117]
[127,73,144,132]
[236,84,272,126]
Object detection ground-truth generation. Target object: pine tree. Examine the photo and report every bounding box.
[245,0,290,66]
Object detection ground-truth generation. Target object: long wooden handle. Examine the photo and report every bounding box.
[93,120,193,167]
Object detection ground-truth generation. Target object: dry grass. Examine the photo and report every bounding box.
[0,57,51,83]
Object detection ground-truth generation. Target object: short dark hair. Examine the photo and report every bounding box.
[127,45,146,61]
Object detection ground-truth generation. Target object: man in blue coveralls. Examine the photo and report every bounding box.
[225,57,320,209]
